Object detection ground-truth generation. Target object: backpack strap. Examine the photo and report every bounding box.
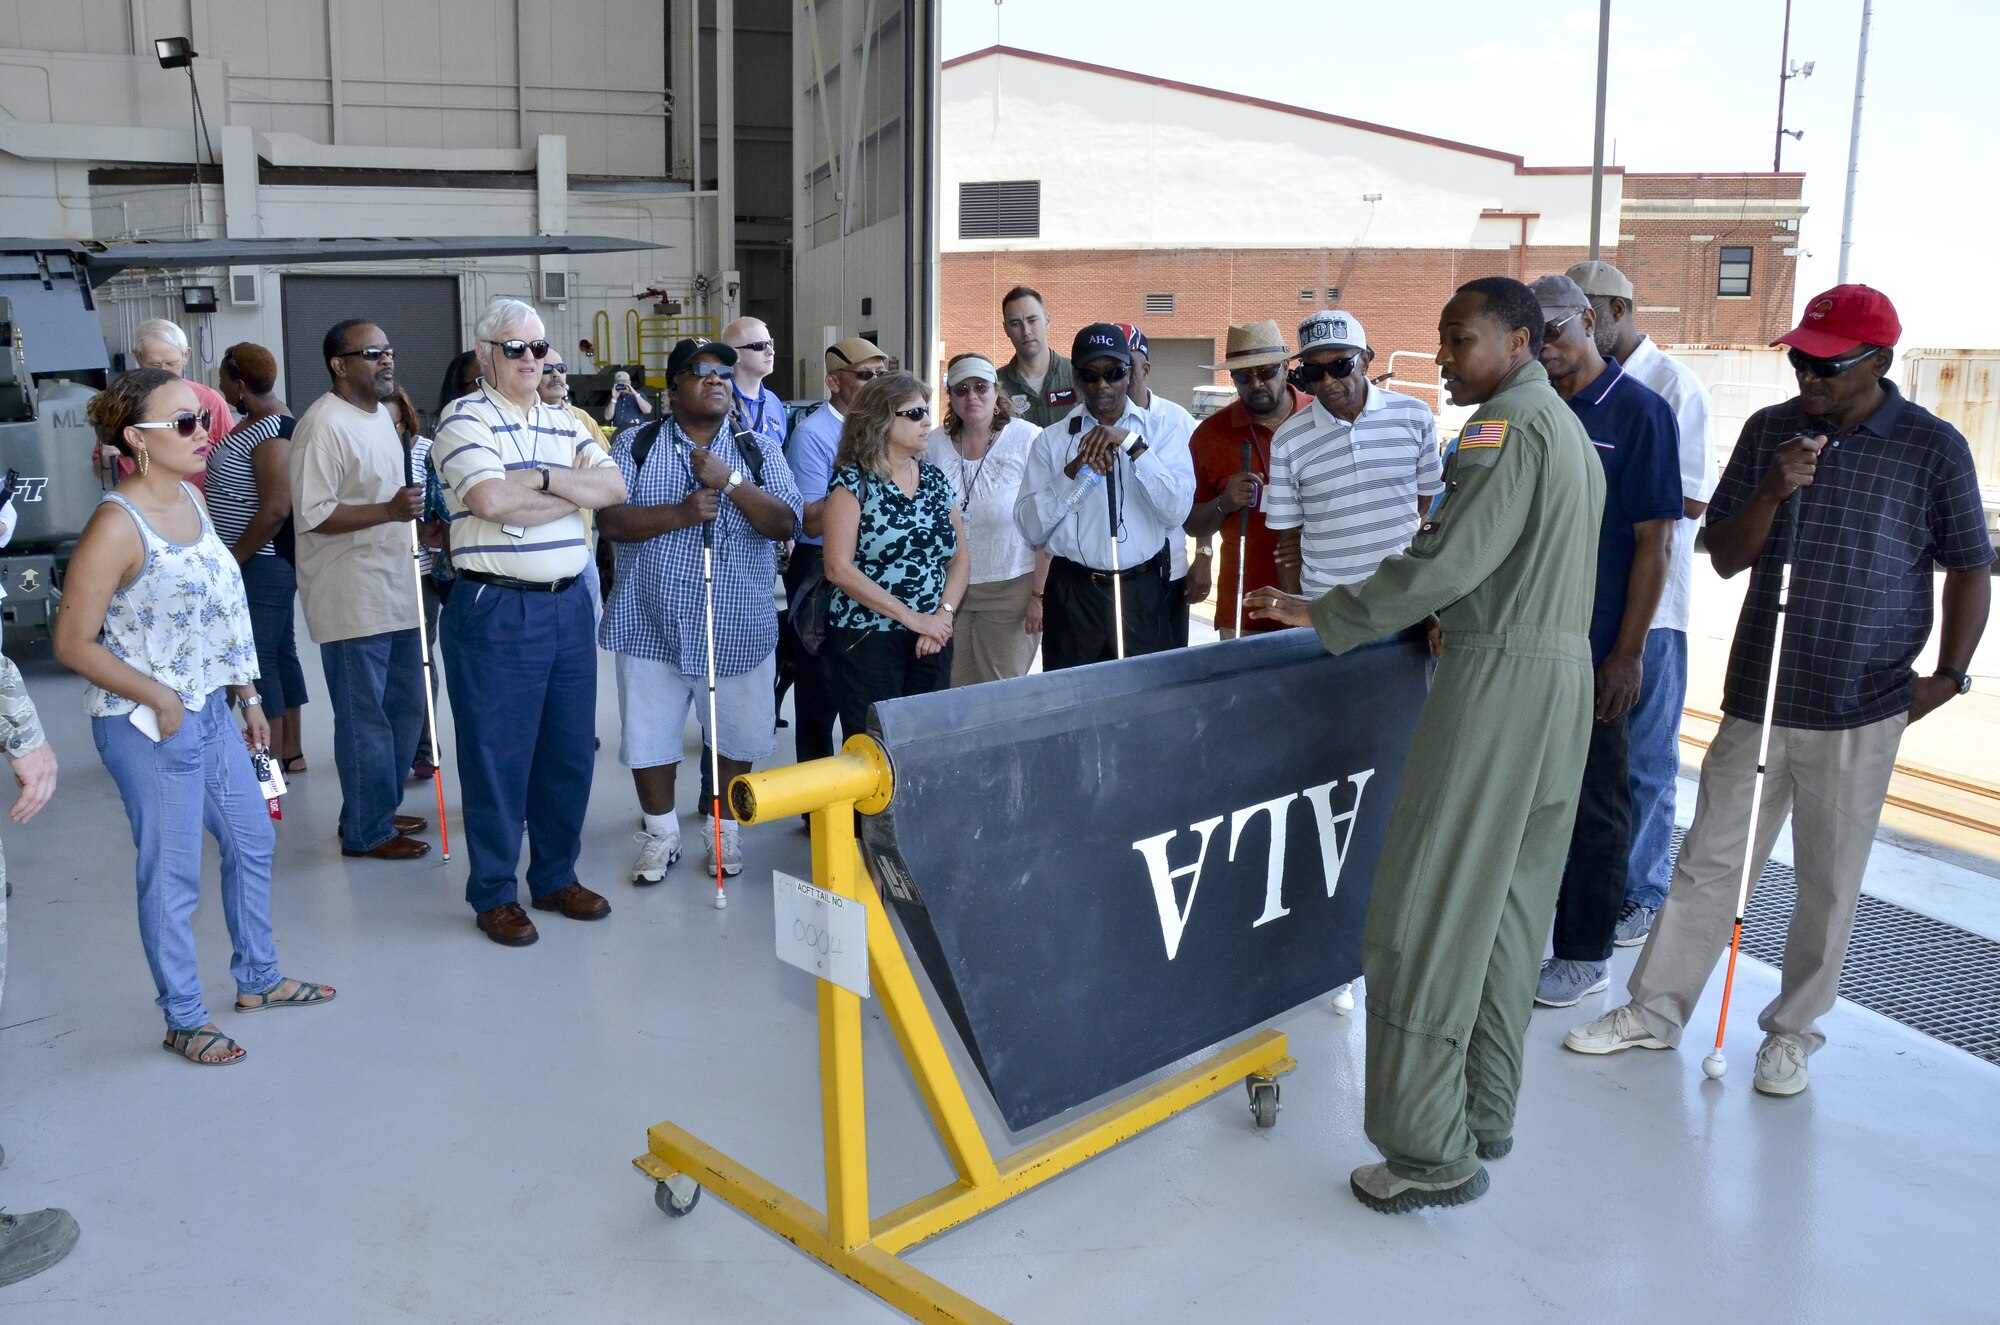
[628,419,666,471]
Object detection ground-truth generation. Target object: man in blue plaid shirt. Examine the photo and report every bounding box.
[598,339,801,883]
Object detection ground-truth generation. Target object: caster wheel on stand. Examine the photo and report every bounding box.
[655,1175,703,1218]
[1247,1077,1281,1129]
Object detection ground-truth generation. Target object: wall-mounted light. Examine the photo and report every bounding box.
[155,37,198,69]
[181,285,218,314]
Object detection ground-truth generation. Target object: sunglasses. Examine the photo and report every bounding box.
[730,340,775,353]
[681,361,732,381]
[1788,345,1878,379]
[1295,357,1361,385]
[841,366,887,383]
[1544,310,1583,339]
[130,409,213,438]
[335,346,395,362]
[1076,364,1129,386]
[541,363,567,375]
[1230,364,1284,387]
[894,405,931,422]
[949,379,994,397]
[486,338,552,360]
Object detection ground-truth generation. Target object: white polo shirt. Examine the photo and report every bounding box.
[1621,336,1717,634]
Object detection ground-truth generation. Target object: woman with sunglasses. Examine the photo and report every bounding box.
[821,373,968,736]
[923,353,1045,684]
[57,369,333,1066]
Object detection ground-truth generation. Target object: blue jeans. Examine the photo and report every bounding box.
[320,630,426,852]
[240,554,309,714]
[440,578,597,913]
[1624,628,1689,909]
[94,690,282,1030]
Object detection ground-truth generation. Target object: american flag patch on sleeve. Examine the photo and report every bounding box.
[1458,420,1509,449]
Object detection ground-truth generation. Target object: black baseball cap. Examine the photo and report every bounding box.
[666,337,737,383]
[1071,322,1132,366]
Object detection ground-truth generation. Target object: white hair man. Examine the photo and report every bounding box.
[432,299,628,947]
[127,319,233,483]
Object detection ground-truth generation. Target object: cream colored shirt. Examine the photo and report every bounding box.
[289,392,421,643]
[433,384,615,582]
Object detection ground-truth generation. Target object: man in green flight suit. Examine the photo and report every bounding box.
[1247,276,1604,1212]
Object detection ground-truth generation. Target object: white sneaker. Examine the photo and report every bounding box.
[1563,1003,1672,1055]
[703,815,743,877]
[630,829,680,885]
[1754,1035,1809,1096]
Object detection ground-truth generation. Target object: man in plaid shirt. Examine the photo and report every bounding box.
[598,339,801,884]
[1567,285,1993,1096]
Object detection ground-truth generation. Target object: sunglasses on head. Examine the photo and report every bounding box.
[1076,363,1129,386]
[1230,364,1284,387]
[1295,356,1361,385]
[894,405,930,423]
[336,346,395,362]
[730,340,775,353]
[131,409,213,438]
[1788,345,1878,379]
[486,338,552,360]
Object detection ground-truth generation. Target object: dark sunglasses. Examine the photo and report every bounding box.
[1076,364,1129,386]
[486,338,552,360]
[1230,364,1284,386]
[1294,357,1361,385]
[131,409,213,438]
[1788,345,1877,379]
[681,361,732,381]
[335,346,395,362]
[541,363,567,375]
[894,405,931,422]
[730,340,775,353]
[1544,310,1583,339]
[842,366,886,383]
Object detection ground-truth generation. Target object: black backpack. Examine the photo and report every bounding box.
[628,417,768,487]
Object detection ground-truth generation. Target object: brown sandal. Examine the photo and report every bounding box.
[163,1024,246,1065]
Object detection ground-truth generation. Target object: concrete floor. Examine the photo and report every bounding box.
[2,617,1997,1325]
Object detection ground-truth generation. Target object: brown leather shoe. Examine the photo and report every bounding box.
[341,833,431,860]
[392,814,429,835]
[476,902,539,946]
[529,882,611,921]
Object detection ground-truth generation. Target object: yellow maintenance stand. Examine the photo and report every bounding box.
[631,736,1296,1323]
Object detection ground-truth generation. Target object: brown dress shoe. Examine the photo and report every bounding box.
[529,882,611,921]
[475,903,539,946]
[341,833,431,860]
[392,814,429,835]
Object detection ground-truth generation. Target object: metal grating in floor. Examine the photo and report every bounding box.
[1671,828,2000,1066]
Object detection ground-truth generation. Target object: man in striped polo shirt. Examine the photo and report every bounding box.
[433,299,628,947]
[1265,310,1443,598]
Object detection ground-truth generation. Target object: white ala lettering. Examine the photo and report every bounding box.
[1303,769,1374,899]
[1229,794,1298,929]
[1132,816,1224,962]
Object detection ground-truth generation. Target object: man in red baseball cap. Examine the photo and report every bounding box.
[1567,284,1993,1097]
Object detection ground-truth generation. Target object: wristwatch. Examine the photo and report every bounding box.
[1120,433,1150,460]
[1936,666,1973,696]
[723,469,744,495]
[941,602,957,615]
[235,695,263,712]
[537,466,552,492]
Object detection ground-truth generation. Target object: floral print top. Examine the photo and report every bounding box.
[84,483,258,716]
[827,461,958,632]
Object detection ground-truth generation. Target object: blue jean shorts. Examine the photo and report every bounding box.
[614,650,778,769]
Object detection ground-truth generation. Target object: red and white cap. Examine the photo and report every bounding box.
[1772,284,1902,357]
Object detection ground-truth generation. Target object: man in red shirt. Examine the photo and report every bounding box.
[1184,320,1310,636]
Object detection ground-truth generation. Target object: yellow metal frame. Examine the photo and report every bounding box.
[632,736,1296,1324]
[621,308,722,385]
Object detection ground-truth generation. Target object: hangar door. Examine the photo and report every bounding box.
[281,275,462,427]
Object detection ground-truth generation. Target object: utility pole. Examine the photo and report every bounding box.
[1838,0,1872,282]
[1587,0,1610,259]
[1774,0,1792,171]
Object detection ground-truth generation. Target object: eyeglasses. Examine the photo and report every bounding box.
[130,410,212,438]
[485,338,552,360]
[894,405,931,422]
[840,366,886,383]
[1295,357,1361,385]
[541,363,567,375]
[1076,364,1129,386]
[1230,364,1284,387]
[1788,345,1878,379]
[1544,311,1585,340]
[335,346,395,362]
[730,340,775,353]
[681,361,732,381]
[949,380,994,397]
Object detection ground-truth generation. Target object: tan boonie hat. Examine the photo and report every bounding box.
[1203,320,1291,372]
[1567,259,1634,301]
[825,336,887,374]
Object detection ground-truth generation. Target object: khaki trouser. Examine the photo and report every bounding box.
[1362,630,1593,1184]
[949,572,1039,687]
[1629,711,1906,1055]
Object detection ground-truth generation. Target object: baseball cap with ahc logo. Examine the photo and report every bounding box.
[1072,322,1133,365]
[1296,310,1368,355]
[1772,284,1902,357]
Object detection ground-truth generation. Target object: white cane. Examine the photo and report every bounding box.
[407,469,451,861]
[701,509,727,911]
[1106,453,1126,661]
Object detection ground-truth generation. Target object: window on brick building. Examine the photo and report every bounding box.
[1144,292,1176,316]
[958,180,1040,239]
[1718,246,1754,297]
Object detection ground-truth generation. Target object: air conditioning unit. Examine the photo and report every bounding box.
[539,269,569,303]
[228,268,260,307]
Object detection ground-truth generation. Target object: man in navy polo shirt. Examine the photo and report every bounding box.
[1567,284,1992,1096]
[1527,274,1682,1009]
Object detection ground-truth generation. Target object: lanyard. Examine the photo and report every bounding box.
[733,386,768,437]
[956,445,991,514]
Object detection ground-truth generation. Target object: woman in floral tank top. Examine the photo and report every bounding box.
[55,369,333,1067]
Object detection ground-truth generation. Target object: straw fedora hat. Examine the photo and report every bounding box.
[1203,320,1291,372]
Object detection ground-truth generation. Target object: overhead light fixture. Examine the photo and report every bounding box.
[155,37,197,69]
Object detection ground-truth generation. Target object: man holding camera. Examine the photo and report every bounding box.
[603,370,655,429]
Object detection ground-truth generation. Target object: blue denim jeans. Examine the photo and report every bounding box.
[94,689,282,1030]
[240,554,309,715]
[1624,627,1689,909]
[320,629,426,852]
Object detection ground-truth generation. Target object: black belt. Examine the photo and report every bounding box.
[1052,548,1168,584]
[458,568,579,594]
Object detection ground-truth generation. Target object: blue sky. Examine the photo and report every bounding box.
[942,0,1995,351]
